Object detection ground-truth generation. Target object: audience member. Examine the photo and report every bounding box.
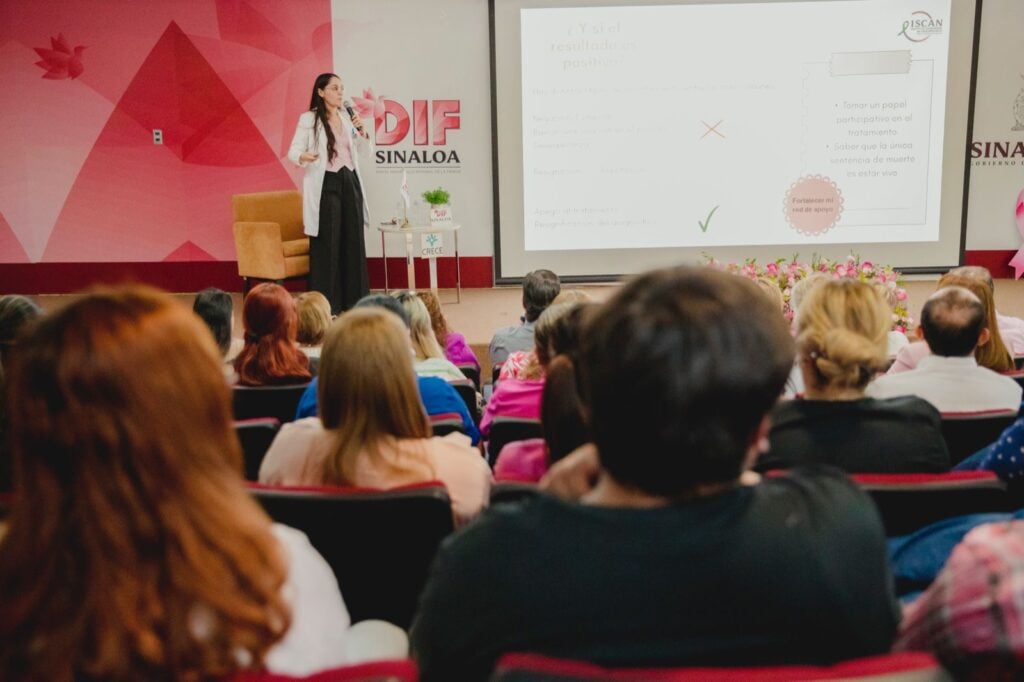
[868,286,1021,412]
[0,295,42,492]
[497,285,588,382]
[260,307,491,525]
[394,291,467,382]
[494,303,593,482]
[419,289,479,369]
[192,287,234,358]
[296,291,332,361]
[293,294,480,444]
[758,279,949,473]
[234,283,312,386]
[954,265,1024,353]
[890,270,1016,374]
[411,266,899,681]
[0,287,367,679]
[480,302,575,440]
[488,269,560,368]
[755,276,785,313]
[871,282,911,357]
[897,521,1024,680]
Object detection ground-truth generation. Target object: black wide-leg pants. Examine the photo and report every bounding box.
[310,167,369,314]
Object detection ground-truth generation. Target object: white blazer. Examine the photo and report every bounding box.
[287,110,373,237]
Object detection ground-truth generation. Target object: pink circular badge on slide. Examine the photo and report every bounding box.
[784,175,844,236]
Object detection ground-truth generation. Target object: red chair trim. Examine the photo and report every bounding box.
[940,409,1018,420]
[248,480,448,496]
[234,418,282,427]
[231,658,417,681]
[494,651,940,681]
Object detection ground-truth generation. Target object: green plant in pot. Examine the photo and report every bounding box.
[422,188,450,207]
[422,187,453,225]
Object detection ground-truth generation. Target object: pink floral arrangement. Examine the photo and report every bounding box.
[702,253,912,333]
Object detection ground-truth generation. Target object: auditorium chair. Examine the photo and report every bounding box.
[487,417,543,466]
[234,418,280,481]
[939,409,1018,465]
[250,482,455,629]
[231,659,418,682]
[429,411,466,437]
[491,481,541,506]
[456,363,482,391]
[233,383,311,424]
[851,471,1014,537]
[232,190,310,294]
[488,651,949,681]
[450,378,480,423]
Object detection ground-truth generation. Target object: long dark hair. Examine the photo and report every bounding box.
[309,72,339,164]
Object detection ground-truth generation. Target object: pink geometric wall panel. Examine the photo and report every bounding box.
[0,40,113,262]
[0,0,332,265]
[0,214,30,263]
[44,22,296,262]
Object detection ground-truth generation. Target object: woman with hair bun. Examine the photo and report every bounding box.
[757,279,949,473]
[234,283,312,386]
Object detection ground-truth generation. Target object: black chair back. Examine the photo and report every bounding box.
[852,472,1014,537]
[456,364,481,391]
[250,482,454,628]
[940,410,1017,466]
[235,418,280,480]
[430,412,466,437]
[491,481,541,506]
[450,379,480,423]
[233,383,310,423]
[487,417,543,466]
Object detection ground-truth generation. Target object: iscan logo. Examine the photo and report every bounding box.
[897,11,944,43]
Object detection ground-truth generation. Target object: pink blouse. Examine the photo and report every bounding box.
[480,379,545,437]
[326,116,355,172]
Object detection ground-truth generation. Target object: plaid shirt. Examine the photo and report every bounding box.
[897,521,1024,661]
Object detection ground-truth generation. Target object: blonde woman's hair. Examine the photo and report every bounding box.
[937,272,1013,372]
[295,291,332,345]
[789,273,829,322]
[417,289,452,350]
[754,276,785,313]
[797,279,890,391]
[394,291,445,361]
[553,289,592,305]
[316,308,433,485]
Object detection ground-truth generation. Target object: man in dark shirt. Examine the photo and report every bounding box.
[411,266,900,681]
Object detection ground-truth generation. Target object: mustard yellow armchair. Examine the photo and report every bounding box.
[232,191,309,293]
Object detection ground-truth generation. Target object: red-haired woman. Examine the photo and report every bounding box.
[235,283,312,386]
[0,287,356,679]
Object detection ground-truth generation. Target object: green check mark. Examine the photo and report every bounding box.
[698,205,719,233]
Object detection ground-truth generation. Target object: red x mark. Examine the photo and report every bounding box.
[700,120,725,139]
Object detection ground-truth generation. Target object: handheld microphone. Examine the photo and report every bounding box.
[343,100,367,137]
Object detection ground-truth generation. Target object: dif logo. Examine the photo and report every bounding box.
[353,90,462,165]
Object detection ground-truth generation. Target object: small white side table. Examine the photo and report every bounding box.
[377,223,462,302]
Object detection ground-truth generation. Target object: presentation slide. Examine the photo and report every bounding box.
[519,0,952,252]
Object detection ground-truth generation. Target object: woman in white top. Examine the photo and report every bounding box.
[393,290,470,383]
[260,307,491,525]
[0,287,359,679]
[288,73,373,315]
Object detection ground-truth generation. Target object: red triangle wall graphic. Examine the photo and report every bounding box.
[164,240,216,261]
[0,213,30,263]
[43,21,294,263]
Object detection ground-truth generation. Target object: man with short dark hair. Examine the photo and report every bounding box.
[192,287,234,358]
[488,269,561,366]
[412,266,898,681]
[868,286,1021,412]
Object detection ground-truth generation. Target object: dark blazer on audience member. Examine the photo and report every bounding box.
[758,396,950,473]
[410,467,899,682]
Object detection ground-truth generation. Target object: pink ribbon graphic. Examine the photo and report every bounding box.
[1011,188,1024,279]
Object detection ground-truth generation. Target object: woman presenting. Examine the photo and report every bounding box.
[288,73,373,314]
